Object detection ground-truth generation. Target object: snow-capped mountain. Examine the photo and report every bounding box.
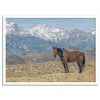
[6,22,95,55]
[6,22,72,42]
[88,28,96,35]
[6,22,32,36]
[6,22,95,42]
[31,24,69,42]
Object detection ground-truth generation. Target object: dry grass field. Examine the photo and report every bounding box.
[6,60,95,82]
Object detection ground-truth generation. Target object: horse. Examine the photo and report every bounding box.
[53,46,85,73]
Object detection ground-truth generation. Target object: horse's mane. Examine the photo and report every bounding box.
[57,48,66,51]
[57,48,64,57]
[57,48,62,52]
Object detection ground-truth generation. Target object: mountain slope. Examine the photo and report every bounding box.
[6,34,54,55]
[6,46,95,65]
[6,22,95,55]
[84,47,95,60]
[6,55,26,65]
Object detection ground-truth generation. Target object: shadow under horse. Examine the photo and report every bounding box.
[53,47,85,73]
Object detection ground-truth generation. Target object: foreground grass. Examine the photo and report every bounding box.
[6,60,95,82]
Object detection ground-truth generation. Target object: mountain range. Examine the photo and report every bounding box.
[6,22,95,56]
[6,46,95,65]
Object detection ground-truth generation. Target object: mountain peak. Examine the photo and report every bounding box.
[6,22,18,27]
[6,21,95,44]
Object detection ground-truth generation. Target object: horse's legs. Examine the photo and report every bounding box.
[61,60,67,73]
[64,61,69,73]
[77,61,82,73]
[63,64,67,73]
[80,62,83,73]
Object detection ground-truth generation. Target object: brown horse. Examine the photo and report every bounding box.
[53,47,85,73]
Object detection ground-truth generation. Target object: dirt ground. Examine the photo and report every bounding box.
[6,60,96,82]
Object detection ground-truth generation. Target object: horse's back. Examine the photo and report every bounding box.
[63,50,83,62]
[65,50,82,56]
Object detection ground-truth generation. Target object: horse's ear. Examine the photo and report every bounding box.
[55,46,57,49]
[52,47,54,49]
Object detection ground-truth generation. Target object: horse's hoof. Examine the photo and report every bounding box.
[79,71,82,73]
[65,71,69,73]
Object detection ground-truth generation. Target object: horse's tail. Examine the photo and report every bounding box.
[82,52,85,68]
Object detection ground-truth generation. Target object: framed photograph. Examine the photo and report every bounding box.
[2,16,98,86]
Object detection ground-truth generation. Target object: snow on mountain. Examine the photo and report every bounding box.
[32,24,69,42]
[6,22,95,47]
[6,22,32,36]
[6,22,96,55]
[6,22,70,42]
[6,22,96,39]
[88,28,96,35]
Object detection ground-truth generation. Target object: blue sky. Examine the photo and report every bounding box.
[6,18,96,31]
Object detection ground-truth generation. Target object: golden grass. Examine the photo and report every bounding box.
[6,60,95,82]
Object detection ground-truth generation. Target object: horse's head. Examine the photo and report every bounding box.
[53,46,58,57]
